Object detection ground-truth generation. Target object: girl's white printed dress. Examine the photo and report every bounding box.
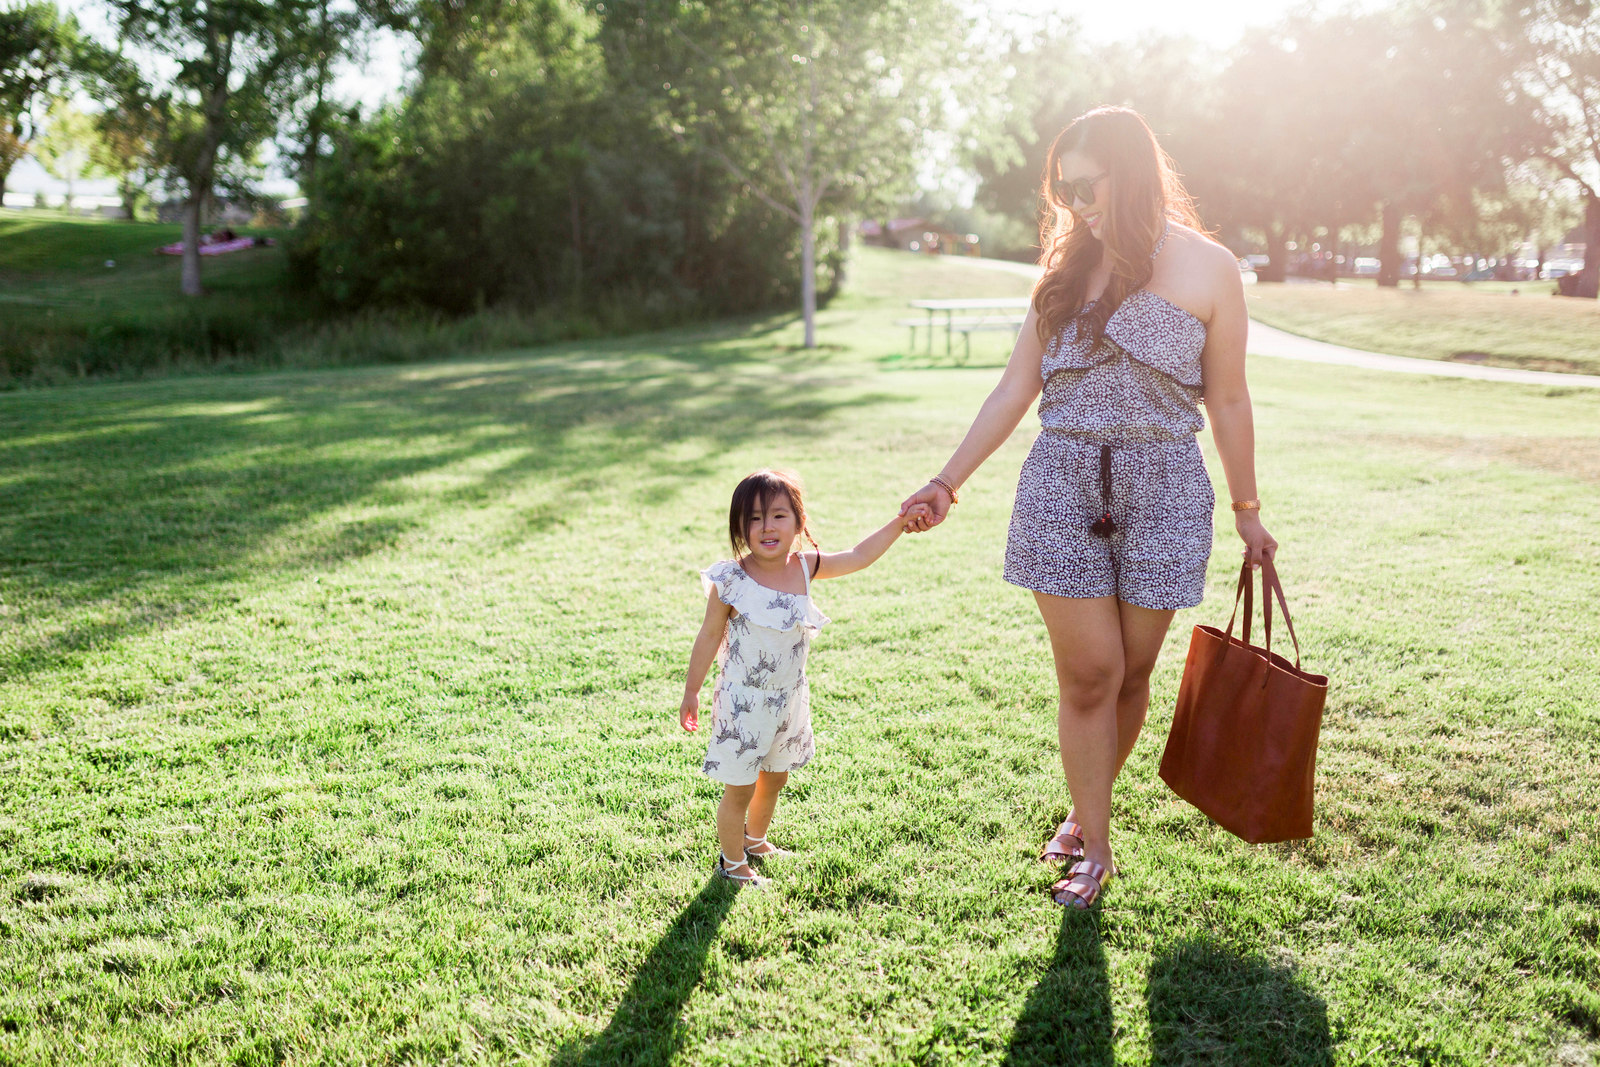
[699,556,828,786]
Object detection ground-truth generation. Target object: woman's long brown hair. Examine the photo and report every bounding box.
[1033,107,1204,349]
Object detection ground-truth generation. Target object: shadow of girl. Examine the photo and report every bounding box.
[556,876,739,1066]
[1002,909,1113,1066]
[1146,936,1332,1066]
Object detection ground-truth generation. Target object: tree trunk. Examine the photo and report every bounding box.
[1413,224,1424,290]
[800,196,816,348]
[1575,193,1600,299]
[1326,223,1339,281]
[302,0,330,190]
[569,177,582,295]
[1260,225,1287,283]
[180,194,205,295]
[119,175,138,221]
[835,216,850,289]
[1377,202,1401,288]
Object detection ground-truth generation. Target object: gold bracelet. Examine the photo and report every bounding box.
[930,475,959,505]
[1231,498,1261,512]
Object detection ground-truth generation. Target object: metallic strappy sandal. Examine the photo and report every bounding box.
[1050,861,1112,909]
[714,851,769,889]
[744,832,793,861]
[1039,820,1086,864]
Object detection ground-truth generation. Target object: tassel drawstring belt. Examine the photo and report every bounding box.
[1089,444,1117,538]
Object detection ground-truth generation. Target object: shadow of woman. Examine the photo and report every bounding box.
[1002,908,1114,1067]
[1146,936,1332,1066]
[555,876,739,1067]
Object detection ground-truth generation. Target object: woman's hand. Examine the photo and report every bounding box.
[679,693,699,732]
[899,483,953,532]
[1236,512,1277,569]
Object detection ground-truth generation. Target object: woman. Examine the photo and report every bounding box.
[901,106,1277,909]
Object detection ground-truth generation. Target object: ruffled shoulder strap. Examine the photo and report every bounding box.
[701,559,746,607]
[699,558,828,634]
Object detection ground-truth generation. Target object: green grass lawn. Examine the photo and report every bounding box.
[0,210,295,384]
[1,247,1597,1065]
[1245,277,1600,375]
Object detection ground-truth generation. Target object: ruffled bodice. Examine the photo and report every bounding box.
[1039,289,1207,443]
[701,558,828,692]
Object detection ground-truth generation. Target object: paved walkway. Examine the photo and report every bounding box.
[961,255,1600,389]
[1247,319,1600,389]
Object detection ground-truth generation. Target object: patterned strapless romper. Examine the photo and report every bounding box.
[1002,281,1215,611]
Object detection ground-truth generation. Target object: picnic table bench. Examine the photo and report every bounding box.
[906,297,1031,359]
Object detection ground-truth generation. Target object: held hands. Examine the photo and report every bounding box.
[679,692,699,732]
[900,501,934,533]
[1237,511,1278,570]
[899,483,953,533]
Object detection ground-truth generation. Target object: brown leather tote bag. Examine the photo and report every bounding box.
[1159,559,1329,843]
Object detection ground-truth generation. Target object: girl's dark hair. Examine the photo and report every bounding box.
[728,469,820,561]
[1033,106,1204,349]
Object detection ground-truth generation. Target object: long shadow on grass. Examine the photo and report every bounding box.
[0,343,890,688]
[1001,909,1112,1066]
[556,875,738,1066]
[1146,936,1331,1066]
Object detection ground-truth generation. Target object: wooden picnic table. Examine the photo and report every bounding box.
[907,297,1031,356]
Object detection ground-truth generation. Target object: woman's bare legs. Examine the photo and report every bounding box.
[1035,592,1175,874]
[1111,600,1177,774]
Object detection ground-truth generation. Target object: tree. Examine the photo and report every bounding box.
[1515,0,1600,297]
[33,98,102,208]
[605,0,961,347]
[1202,23,1329,281]
[965,18,1100,231]
[105,0,317,295]
[0,1,81,205]
[1361,3,1529,287]
[87,53,159,220]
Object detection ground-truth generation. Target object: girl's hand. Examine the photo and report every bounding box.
[1236,512,1277,570]
[901,502,933,532]
[899,483,953,532]
[679,693,699,732]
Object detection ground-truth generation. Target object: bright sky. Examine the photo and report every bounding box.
[14,0,1336,201]
[1064,0,1323,48]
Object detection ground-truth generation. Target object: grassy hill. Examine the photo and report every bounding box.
[0,211,298,384]
[0,246,1596,1064]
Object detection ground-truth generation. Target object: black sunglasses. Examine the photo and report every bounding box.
[1051,171,1109,207]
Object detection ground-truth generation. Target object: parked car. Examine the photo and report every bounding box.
[1545,258,1584,278]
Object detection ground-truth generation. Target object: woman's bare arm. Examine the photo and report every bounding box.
[1198,246,1277,567]
[900,305,1047,528]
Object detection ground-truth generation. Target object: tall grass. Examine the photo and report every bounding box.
[0,213,712,387]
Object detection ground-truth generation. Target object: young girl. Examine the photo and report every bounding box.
[680,469,928,888]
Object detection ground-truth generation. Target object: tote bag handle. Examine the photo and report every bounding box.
[1223,559,1307,674]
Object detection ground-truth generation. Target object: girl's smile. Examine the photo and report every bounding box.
[746,495,799,564]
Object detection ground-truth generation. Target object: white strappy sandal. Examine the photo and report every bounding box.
[743,832,793,861]
[714,851,769,889]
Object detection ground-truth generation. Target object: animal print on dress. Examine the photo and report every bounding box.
[698,556,827,786]
[1004,289,1216,611]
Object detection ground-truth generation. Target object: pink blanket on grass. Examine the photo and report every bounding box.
[156,237,261,256]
